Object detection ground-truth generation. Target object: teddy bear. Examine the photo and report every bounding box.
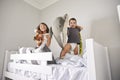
[34,30,44,46]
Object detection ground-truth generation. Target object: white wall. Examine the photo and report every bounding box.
[0,0,41,79]
[39,0,120,80]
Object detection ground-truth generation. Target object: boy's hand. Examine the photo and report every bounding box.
[76,25,83,30]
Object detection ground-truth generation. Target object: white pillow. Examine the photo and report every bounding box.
[19,47,27,54]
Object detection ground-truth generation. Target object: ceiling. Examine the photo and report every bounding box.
[24,0,60,10]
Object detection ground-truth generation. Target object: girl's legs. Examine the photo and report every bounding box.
[60,43,71,58]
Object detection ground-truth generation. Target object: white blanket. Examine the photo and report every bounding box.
[56,54,87,67]
[51,65,88,80]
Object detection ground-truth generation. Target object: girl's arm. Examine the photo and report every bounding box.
[46,34,51,47]
[36,40,42,47]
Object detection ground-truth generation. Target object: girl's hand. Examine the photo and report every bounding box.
[38,34,43,38]
[36,40,42,46]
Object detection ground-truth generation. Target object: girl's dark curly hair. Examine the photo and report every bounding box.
[37,22,49,33]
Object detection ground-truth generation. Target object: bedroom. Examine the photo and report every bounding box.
[0,0,120,80]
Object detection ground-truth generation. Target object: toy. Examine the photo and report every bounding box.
[34,30,44,46]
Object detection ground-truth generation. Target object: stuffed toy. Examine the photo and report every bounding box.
[50,14,69,48]
[34,30,44,46]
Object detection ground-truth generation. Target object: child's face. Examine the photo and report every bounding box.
[39,24,47,32]
[69,20,77,28]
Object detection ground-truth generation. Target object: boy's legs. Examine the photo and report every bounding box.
[60,43,71,58]
[74,45,78,55]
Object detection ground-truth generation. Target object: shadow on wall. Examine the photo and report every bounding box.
[90,16,120,80]
[90,16,120,46]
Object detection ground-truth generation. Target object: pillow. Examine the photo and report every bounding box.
[19,47,27,54]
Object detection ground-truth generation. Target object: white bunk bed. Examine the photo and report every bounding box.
[2,39,111,80]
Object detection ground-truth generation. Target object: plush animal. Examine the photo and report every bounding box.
[50,14,69,48]
[34,31,44,46]
[34,34,43,41]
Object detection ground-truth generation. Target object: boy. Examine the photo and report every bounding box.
[60,18,83,58]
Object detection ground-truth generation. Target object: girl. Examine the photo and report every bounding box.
[34,22,51,52]
[34,22,56,64]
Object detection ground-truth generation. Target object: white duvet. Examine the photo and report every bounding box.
[51,65,88,80]
[56,54,87,67]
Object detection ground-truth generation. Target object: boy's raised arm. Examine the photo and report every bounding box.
[76,25,83,31]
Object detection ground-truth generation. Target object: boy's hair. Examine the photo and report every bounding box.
[69,18,77,24]
[37,22,49,33]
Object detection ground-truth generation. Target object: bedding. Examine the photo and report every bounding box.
[18,47,55,64]
[7,53,88,80]
[56,54,87,67]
